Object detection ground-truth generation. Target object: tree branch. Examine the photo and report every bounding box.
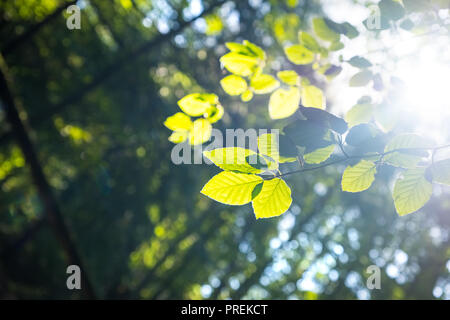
[0,0,227,147]
[1,1,77,55]
[272,145,450,179]
[0,55,96,299]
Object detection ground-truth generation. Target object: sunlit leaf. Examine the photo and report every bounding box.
[403,0,431,12]
[277,70,299,86]
[348,56,372,69]
[349,70,373,87]
[205,14,223,36]
[164,112,192,131]
[299,31,321,52]
[250,74,280,94]
[301,85,325,109]
[241,90,254,102]
[225,42,253,55]
[178,93,218,117]
[220,52,259,76]
[201,171,263,205]
[252,178,292,219]
[384,134,432,168]
[220,75,248,96]
[269,86,301,119]
[203,147,262,174]
[168,131,188,143]
[257,133,297,163]
[189,119,212,145]
[243,40,266,60]
[379,0,405,21]
[345,104,374,127]
[313,17,340,42]
[341,160,377,192]
[284,45,314,65]
[429,159,450,185]
[304,144,335,164]
[329,41,344,51]
[393,168,432,216]
[205,104,224,124]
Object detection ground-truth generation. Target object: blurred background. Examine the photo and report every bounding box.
[0,0,449,299]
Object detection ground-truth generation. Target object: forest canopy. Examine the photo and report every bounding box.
[0,0,450,300]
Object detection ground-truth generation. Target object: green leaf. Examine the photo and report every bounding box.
[393,168,432,216]
[243,40,266,60]
[225,42,254,56]
[279,135,299,163]
[339,22,359,39]
[284,119,332,151]
[341,160,377,192]
[304,144,335,164]
[345,123,377,146]
[257,133,297,163]
[205,14,223,35]
[201,171,263,205]
[245,154,269,171]
[345,103,374,127]
[379,0,405,21]
[349,70,373,87]
[203,147,262,174]
[220,75,247,96]
[277,70,299,86]
[429,159,450,185]
[299,31,321,52]
[301,85,325,109]
[250,74,280,94]
[251,182,263,199]
[329,41,344,51]
[257,133,279,162]
[400,18,415,30]
[178,93,218,117]
[323,18,359,39]
[313,17,340,42]
[403,0,431,12]
[205,104,224,124]
[268,86,301,119]
[164,112,193,131]
[300,106,348,134]
[189,119,212,145]
[384,134,432,168]
[284,45,314,65]
[252,178,292,219]
[323,65,343,79]
[348,56,372,69]
[241,90,254,102]
[220,52,259,76]
[168,130,188,143]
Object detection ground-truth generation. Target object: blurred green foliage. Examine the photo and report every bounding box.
[0,0,449,300]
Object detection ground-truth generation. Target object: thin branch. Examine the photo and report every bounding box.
[0,55,96,299]
[272,144,450,179]
[1,0,77,55]
[0,0,226,147]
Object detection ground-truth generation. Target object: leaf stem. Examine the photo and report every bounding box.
[272,144,450,179]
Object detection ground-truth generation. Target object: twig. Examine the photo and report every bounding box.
[0,55,96,299]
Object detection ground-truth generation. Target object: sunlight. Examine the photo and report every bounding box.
[393,34,450,143]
